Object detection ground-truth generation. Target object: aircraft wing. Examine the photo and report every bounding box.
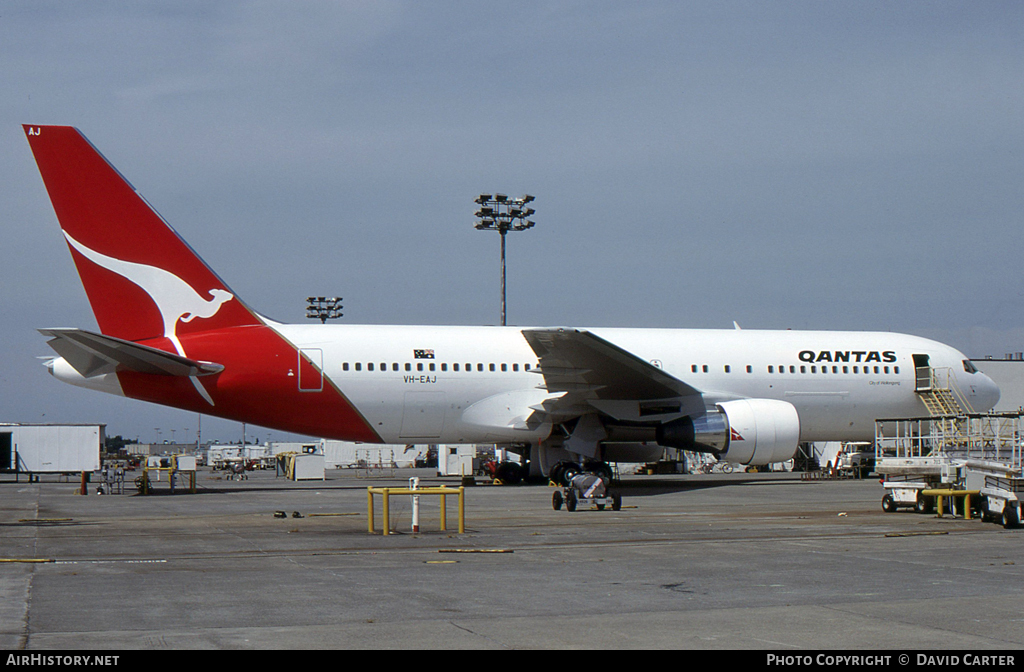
[521,328,706,423]
[40,328,224,378]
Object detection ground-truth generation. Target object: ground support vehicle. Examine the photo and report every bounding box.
[552,473,621,512]
[876,413,1022,528]
[966,459,1022,529]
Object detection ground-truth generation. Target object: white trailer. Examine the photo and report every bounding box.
[0,424,103,477]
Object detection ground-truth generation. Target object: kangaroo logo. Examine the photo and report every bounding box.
[63,231,232,405]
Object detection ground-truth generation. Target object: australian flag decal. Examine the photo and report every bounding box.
[414,349,435,359]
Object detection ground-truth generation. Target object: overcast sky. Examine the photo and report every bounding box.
[2,2,1022,444]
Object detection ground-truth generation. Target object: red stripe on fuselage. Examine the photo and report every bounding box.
[119,325,381,442]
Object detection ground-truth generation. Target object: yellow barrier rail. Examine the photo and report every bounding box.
[138,467,196,495]
[366,486,465,535]
[922,488,981,519]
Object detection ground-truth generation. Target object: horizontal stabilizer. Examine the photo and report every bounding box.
[39,328,224,378]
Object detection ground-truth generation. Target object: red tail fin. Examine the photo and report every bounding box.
[24,125,261,344]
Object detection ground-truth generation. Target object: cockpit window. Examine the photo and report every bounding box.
[963,360,978,374]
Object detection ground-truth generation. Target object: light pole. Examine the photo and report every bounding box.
[306,297,343,323]
[474,194,535,326]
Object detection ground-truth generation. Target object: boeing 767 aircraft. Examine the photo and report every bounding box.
[23,125,1000,479]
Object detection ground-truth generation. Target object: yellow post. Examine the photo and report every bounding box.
[367,487,374,534]
[458,486,465,533]
[382,488,390,536]
[965,493,972,520]
[440,490,447,531]
[937,494,945,517]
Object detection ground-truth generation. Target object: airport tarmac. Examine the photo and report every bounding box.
[1,468,1021,651]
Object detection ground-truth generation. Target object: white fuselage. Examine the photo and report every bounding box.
[268,323,1000,445]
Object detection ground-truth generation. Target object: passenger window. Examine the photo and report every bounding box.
[513,363,519,372]
[405,363,412,372]
[894,366,900,374]
[746,365,752,373]
[800,366,806,374]
[811,366,816,373]
[692,365,698,373]
[501,363,507,372]
[725,365,731,373]
[768,366,774,373]
[843,366,849,374]
[873,366,879,374]
[429,363,435,371]
[789,366,795,373]
[477,364,483,372]
[343,362,349,371]
[441,363,447,372]
[393,363,399,371]
[454,363,460,372]
[417,363,423,372]
[525,364,531,371]
[355,363,362,371]
[702,365,708,373]
[368,363,374,371]
[489,363,495,372]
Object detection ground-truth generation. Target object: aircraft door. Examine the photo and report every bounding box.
[298,349,324,392]
[912,354,932,391]
[400,391,447,438]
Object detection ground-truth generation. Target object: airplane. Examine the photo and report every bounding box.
[23,124,1001,481]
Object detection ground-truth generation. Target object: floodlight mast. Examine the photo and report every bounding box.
[474,194,535,326]
[305,296,343,324]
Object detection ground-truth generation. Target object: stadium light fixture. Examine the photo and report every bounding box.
[306,296,344,323]
[473,194,537,326]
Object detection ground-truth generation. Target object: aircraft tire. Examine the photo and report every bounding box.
[496,461,522,485]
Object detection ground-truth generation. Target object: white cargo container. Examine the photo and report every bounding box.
[438,444,476,476]
[0,424,103,474]
[292,453,325,480]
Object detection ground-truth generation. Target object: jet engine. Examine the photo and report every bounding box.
[656,398,800,466]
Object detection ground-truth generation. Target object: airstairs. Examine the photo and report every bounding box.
[912,364,974,444]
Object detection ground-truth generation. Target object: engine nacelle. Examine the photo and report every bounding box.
[656,398,800,466]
